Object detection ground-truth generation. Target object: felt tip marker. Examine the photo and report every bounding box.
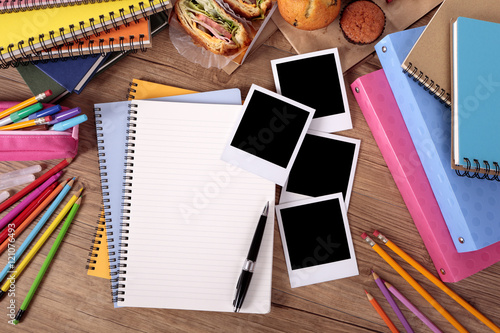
[0,90,52,120]
[0,103,43,126]
[51,114,87,131]
[28,104,62,120]
[47,107,81,125]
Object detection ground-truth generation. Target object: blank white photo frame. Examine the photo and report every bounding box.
[271,48,352,133]
[221,84,315,186]
[276,194,359,288]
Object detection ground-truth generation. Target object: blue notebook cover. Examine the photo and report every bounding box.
[452,17,500,173]
[375,27,500,253]
[94,88,243,307]
[36,55,109,93]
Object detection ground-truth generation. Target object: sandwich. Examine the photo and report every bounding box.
[222,0,273,19]
[175,0,252,56]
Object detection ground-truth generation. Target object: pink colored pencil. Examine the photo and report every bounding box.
[385,281,443,333]
[0,171,62,230]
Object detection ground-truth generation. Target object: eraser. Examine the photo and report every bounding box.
[44,89,53,97]
[44,116,52,122]
[372,230,380,236]
[361,232,368,239]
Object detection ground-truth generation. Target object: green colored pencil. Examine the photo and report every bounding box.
[13,196,82,325]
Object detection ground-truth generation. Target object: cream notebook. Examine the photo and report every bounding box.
[117,100,275,313]
[401,0,500,106]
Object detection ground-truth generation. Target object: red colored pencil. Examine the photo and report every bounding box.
[365,290,400,333]
[0,183,57,244]
[0,158,72,214]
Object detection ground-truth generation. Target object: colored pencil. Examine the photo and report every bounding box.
[0,187,83,298]
[0,90,52,120]
[0,179,68,254]
[372,271,413,333]
[0,178,74,282]
[0,171,62,230]
[0,182,57,245]
[0,158,72,214]
[13,196,81,325]
[361,233,467,333]
[373,230,500,333]
[365,290,400,333]
[384,281,443,333]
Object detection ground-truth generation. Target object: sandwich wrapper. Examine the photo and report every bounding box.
[170,0,277,70]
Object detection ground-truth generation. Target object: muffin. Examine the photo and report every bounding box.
[278,0,341,31]
[339,0,385,44]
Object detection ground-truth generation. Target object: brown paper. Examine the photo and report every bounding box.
[272,0,442,72]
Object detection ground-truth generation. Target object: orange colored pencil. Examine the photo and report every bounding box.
[0,115,51,131]
[0,179,69,254]
[365,290,399,333]
[361,233,468,333]
[373,230,500,333]
[0,90,52,120]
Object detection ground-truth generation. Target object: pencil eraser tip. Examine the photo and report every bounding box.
[373,230,380,236]
[44,89,53,97]
[361,232,368,239]
[44,116,52,122]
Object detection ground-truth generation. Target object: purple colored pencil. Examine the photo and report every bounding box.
[385,281,443,333]
[372,271,414,333]
[0,172,62,230]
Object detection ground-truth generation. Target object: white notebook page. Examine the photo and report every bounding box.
[119,100,275,313]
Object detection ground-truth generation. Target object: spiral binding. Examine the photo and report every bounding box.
[0,0,110,13]
[108,102,138,303]
[402,62,452,107]
[0,0,169,68]
[85,210,106,270]
[455,158,500,181]
[94,106,121,300]
[126,81,138,99]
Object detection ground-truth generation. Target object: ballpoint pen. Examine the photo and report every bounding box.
[233,201,269,312]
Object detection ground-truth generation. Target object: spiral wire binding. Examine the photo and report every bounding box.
[94,106,124,300]
[402,62,452,107]
[127,81,138,99]
[110,103,138,303]
[0,0,168,67]
[85,210,107,270]
[0,0,116,14]
[455,158,500,181]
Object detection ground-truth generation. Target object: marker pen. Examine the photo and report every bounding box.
[50,114,88,131]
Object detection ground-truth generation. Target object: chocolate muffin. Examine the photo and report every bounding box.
[339,0,385,44]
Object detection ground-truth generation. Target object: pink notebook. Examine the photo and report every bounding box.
[351,69,500,282]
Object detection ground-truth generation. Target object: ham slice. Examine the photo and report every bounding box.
[196,14,233,40]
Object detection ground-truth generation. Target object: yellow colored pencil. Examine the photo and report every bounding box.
[0,188,83,298]
[361,233,468,333]
[373,230,500,333]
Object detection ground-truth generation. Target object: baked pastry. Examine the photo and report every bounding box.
[223,0,273,19]
[339,0,385,44]
[175,0,252,56]
[277,0,341,31]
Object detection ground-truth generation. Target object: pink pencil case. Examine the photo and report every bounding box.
[0,101,79,161]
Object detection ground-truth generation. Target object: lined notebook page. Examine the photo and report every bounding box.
[119,100,275,313]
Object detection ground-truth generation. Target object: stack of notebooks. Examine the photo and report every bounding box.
[350,3,500,283]
[0,0,172,102]
[89,48,363,310]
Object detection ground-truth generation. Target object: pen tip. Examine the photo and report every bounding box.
[262,201,269,217]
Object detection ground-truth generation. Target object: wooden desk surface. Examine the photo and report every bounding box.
[1,7,499,333]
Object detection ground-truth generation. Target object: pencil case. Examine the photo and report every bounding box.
[0,101,79,161]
